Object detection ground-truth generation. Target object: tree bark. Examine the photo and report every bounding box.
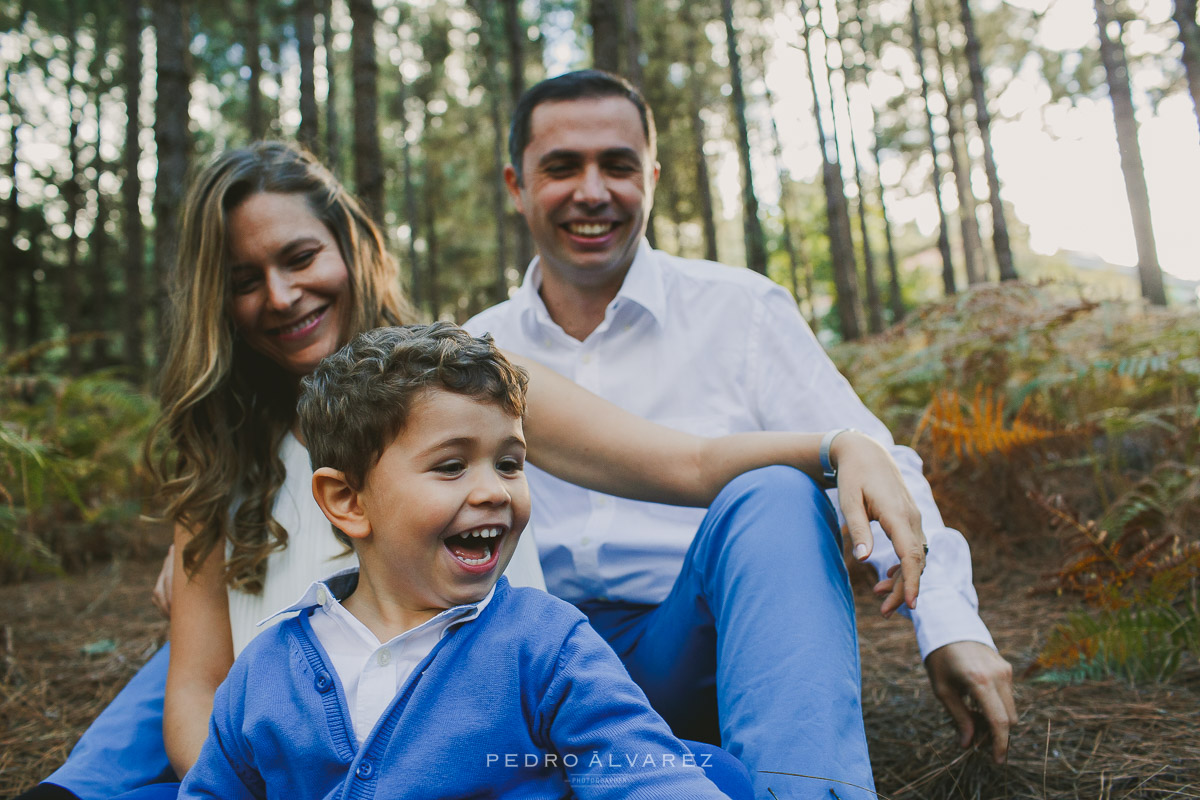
[753,36,811,317]
[501,0,532,271]
[297,0,319,151]
[722,0,768,274]
[122,0,146,378]
[1173,0,1200,141]
[3,54,22,353]
[834,16,883,333]
[64,0,83,374]
[591,0,621,72]
[620,0,643,88]
[912,0,956,295]
[934,21,986,284]
[154,0,192,352]
[87,25,113,371]
[350,0,384,225]
[682,3,718,262]
[324,0,340,172]
[468,0,512,303]
[1095,0,1167,305]
[959,0,1017,280]
[246,0,264,139]
[799,0,862,339]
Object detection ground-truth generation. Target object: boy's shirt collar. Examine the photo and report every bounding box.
[258,566,497,634]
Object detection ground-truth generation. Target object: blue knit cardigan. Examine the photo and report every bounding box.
[179,577,729,799]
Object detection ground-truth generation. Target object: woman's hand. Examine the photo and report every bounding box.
[828,432,927,615]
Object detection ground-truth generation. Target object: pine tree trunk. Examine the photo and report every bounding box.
[912,0,956,295]
[934,23,986,284]
[246,0,264,139]
[87,30,113,371]
[297,0,319,151]
[3,57,21,354]
[754,37,811,316]
[799,0,862,339]
[835,15,883,333]
[853,0,904,321]
[682,4,718,262]
[1095,0,1167,305]
[324,0,340,171]
[722,0,768,274]
[153,0,192,352]
[591,0,621,72]
[350,0,384,225]
[122,0,146,378]
[64,0,83,374]
[468,0,512,303]
[959,0,1016,280]
[621,0,642,87]
[1173,0,1200,140]
[501,0,533,272]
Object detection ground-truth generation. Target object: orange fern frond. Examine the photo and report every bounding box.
[913,386,1062,465]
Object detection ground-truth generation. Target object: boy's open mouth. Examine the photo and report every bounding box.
[444,526,505,567]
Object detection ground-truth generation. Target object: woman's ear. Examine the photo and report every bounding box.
[312,467,371,540]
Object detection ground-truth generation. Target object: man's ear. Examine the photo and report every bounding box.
[312,467,371,541]
[503,164,526,215]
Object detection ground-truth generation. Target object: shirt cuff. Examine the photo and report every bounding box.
[902,586,997,661]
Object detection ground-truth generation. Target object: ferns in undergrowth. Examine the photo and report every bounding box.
[0,345,159,580]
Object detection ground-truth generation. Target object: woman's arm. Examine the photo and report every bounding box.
[164,522,236,777]
[510,352,926,610]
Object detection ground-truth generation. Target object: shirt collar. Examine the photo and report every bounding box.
[258,567,497,629]
[515,238,667,332]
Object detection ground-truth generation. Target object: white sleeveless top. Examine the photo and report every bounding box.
[226,433,547,655]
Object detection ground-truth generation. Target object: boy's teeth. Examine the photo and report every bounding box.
[465,527,501,539]
[456,544,493,566]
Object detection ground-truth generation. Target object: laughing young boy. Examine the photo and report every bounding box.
[177,323,748,800]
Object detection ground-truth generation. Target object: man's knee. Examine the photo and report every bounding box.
[716,466,834,522]
[703,465,842,560]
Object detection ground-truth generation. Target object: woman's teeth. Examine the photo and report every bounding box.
[278,308,322,335]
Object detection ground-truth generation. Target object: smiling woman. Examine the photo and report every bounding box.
[225,193,351,377]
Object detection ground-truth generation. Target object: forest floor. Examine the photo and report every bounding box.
[1,529,1197,799]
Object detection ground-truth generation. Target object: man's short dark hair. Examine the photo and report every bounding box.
[297,323,529,546]
[508,69,657,183]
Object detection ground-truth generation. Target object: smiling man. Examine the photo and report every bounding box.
[465,70,1017,796]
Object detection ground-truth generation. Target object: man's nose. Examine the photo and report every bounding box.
[573,164,610,206]
[264,269,300,311]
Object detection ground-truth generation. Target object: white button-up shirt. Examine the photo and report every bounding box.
[465,240,995,659]
[263,569,493,744]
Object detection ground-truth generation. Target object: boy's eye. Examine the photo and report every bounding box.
[497,456,524,475]
[434,461,465,476]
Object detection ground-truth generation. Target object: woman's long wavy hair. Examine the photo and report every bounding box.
[146,142,416,593]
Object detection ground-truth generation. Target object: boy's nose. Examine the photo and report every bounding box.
[469,470,511,506]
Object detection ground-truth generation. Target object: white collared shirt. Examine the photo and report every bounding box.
[263,568,494,744]
[465,239,995,659]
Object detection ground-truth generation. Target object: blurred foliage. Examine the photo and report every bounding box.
[831,280,1200,683]
[0,340,159,581]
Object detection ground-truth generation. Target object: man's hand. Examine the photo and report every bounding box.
[924,641,1018,763]
[152,544,176,618]
[831,432,926,614]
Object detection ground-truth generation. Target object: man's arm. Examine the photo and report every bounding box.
[749,287,1017,762]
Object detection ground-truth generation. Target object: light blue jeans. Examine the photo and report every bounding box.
[578,466,876,799]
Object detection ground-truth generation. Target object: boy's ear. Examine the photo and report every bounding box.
[312,467,371,541]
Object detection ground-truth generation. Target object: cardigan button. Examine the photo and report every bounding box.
[314,672,333,693]
[355,761,375,780]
